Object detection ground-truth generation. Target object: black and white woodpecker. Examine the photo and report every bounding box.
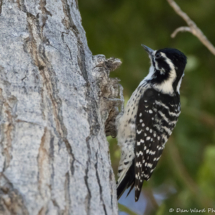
[116,45,187,202]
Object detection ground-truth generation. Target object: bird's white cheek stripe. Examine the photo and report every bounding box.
[160,53,177,80]
[154,52,177,95]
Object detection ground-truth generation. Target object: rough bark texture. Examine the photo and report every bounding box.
[0,1,123,215]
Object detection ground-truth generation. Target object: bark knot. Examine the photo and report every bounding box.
[92,55,124,138]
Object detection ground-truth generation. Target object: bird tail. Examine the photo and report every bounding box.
[116,160,135,200]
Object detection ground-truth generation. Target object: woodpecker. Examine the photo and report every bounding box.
[116,45,187,202]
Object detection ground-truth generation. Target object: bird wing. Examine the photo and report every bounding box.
[135,88,163,201]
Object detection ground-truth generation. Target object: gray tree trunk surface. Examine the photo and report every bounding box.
[0,1,123,215]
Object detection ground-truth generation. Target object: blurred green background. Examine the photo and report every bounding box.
[79,0,215,214]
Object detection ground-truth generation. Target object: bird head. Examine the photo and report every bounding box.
[142,45,187,95]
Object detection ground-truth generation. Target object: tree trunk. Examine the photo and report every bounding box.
[0,1,123,214]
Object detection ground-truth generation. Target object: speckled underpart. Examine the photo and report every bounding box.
[116,83,149,186]
[116,82,181,200]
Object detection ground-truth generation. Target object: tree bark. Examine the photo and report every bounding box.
[0,1,123,214]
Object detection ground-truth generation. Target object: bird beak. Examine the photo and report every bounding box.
[141,44,154,57]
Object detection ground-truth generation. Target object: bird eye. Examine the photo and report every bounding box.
[155,52,161,58]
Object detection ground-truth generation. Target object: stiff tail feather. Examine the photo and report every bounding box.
[117,160,135,200]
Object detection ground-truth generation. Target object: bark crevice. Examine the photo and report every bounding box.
[61,0,90,83]
[37,127,51,198]
[17,0,27,12]
[0,88,17,172]
[95,151,107,215]
[84,136,92,215]
[39,0,52,34]
[0,174,29,215]
[26,12,75,160]
[64,172,71,215]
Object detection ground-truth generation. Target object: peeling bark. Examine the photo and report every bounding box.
[0,1,122,214]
